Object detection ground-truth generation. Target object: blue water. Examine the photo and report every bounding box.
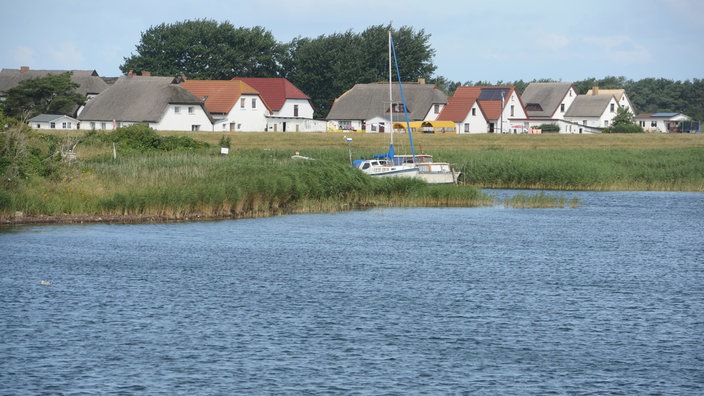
[1,191,703,395]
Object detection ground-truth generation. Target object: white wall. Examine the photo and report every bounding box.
[30,116,78,130]
[155,104,213,131]
[551,86,578,120]
[277,99,315,119]
[456,102,489,134]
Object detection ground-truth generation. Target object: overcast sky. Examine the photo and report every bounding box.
[3,0,702,83]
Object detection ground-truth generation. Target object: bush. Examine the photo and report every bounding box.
[539,123,560,133]
[603,124,644,133]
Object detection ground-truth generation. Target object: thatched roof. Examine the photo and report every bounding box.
[564,94,614,118]
[0,67,109,96]
[326,82,447,121]
[521,82,575,118]
[78,76,205,123]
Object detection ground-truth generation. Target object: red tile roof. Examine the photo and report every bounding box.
[436,96,477,122]
[180,80,260,114]
[231,77,310,111]
[454,86,517,120]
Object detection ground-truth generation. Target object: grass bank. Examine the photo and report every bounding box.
[3,127,702,224]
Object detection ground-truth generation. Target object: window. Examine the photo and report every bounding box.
[464,123,469,133]
[651,121,657,127]
[294,104,299,117]
[240,98,245,108]
[191,124,200,131]
[90,122,95,129]
[50,122,55,129]
[604,120,609,127]
[434,104,440,114]
[471,108,476,116]
[101,122,107,130]
[560,103,565,112]
[36,124,40,128]
[610,103,615,112]
[251,98,256,108]
[174,106,180,113]
[188,106,194,114]
[510,105,515,117]
[583,120,587,125]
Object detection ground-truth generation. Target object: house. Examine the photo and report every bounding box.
[585,87,635,114]
[435,95,488,134]
[0,66,109,116]
[180,80,269,132]
[78,75,213,131]
[437,86,528,133]
[27,114,79,130]
[563,93,620,133]
[230,77,322,132]
[325,81,448,133]
[521,82,578,121]
[636,112,695,133]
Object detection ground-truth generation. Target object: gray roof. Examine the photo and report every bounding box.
[326,82,448,121]
[521,82,574,118]
[564,94,614,118]
[0,68,109,96]
[28,114,78,123]
[78,76,207,123]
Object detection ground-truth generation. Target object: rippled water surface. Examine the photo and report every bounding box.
[2,191,703,394]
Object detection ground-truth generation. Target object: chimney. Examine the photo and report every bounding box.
[418,78,426,85]
[592,86,599,95]
[127,70,135,77]
[142,71,151,76]
[20,66,29,73]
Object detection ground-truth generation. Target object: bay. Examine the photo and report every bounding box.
[1,191,703,395]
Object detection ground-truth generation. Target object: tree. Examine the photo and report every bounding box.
[121,19,285,79]
[603,107,643,133]
[3,72,85,121]
[284,25,437,118]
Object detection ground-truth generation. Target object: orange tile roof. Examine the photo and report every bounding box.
[436,96,477,122]
[180,80,260,114]
[454,86,517,120]
[231,77,310,111]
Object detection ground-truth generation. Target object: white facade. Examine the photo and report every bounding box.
[637,113,691,133]
[497,91,529,133]
[29,115,79,130]
[79,104,213,132]
[456,102,489,134]
[564,96,620,130]
[276,98,315,119]
[212,93,269,132]
[551,86,578,120]
[422,103,445,121]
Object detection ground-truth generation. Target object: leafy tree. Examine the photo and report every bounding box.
[121,19,284,79]
[603,107,643,133]
[3,72,85,121]
[284,25,437,118]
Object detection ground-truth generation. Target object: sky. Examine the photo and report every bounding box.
[2,0,703,83]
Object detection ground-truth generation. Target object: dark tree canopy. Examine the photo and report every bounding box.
[3,72,85,121]
[284,25,437,118]
[121,19,285,79]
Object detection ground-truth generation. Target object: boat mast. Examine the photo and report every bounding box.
[388,30,394,150]
[390,31,416,161]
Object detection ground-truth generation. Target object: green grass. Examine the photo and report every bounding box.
[3,127,703,223]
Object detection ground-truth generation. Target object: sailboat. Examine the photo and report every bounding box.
[353,31,459,184]
[352,32,419,179]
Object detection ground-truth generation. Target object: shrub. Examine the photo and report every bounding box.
[539,123,560,133]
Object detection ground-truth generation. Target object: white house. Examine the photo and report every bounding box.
[180,80,269,132]
[78,75,213,132]
[27,114,79,130]
[231,77,322,132]
[585,88,635,114]
[636,112,692,133]
[436,96,488,134]
[563,93,620,133]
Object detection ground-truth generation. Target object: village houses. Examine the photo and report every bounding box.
[2,66,697,134]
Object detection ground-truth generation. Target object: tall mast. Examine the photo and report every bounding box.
[388,30,394,147]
